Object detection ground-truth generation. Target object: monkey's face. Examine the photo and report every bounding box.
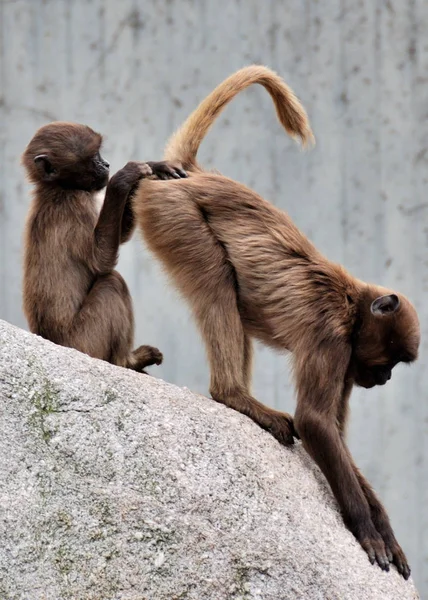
[352,291,420,390]
[23,122,110,191]
[70,151,110,191]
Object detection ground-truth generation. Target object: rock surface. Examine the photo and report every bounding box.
[0,319,420,600]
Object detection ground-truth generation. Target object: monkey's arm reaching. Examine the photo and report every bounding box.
[293,342,392,574]
[120,201,137,244]
[94,162,150,272]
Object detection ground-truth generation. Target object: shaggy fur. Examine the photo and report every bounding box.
[22,122,185,370]
[133,66,419,578]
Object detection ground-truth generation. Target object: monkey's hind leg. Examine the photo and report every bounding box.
[242,333,253,391]
[114,276,163,372]
[127,345,163,372]
[68,271,162,371]
[140,191,295,444]
[198,282,295,446]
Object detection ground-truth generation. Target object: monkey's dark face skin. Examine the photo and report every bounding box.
[58,151,110,192]
[352,337,417,389]
[353,361,394,389]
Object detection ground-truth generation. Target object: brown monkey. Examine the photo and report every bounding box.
[133,66,420,578]
[22,121,186,371]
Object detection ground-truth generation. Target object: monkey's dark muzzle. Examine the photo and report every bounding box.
[356,368,392,389]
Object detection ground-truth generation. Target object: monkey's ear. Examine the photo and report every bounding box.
[34,154,58,181]
[371,294,400,316]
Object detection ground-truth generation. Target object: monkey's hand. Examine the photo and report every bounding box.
[146,161,188,181]
[370,516,411,579]
[109,161,154,195]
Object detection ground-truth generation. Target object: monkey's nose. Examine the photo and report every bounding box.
[103,160,110,168]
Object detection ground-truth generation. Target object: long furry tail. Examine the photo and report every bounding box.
[164,65,315,170]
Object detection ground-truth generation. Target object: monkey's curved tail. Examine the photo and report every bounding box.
[164,65,315,170]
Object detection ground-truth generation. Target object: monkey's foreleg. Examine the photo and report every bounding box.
[336,381,410,578]
[350,458,410,579]
[95,162,156,271]
[294,355,392,574]
[120,199,137,244]
[296,409,390,571]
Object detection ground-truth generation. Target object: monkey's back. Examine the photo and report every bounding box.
[137,173,358,352]
[23,194,97,342]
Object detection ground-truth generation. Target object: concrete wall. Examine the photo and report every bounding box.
[1,0,427,593]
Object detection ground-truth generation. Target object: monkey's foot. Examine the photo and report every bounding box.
[210,389,297,446]
[130,345,163,372]
[263,410,297,446]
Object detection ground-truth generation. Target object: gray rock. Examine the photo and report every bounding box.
[0,319,420,600]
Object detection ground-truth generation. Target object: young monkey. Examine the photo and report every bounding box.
[22,121,186,371]
[132,66,420,578]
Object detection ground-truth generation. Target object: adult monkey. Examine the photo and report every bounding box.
[133,66,420,578]
[22,121,186,371]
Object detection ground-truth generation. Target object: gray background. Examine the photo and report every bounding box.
[0,0,427,595]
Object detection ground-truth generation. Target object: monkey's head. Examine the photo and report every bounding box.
[351,287,420,389]
[22,122,110,192]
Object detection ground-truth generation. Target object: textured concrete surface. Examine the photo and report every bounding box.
[0,319,420,600]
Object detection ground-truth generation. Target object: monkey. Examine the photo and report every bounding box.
[22,121,187,372]
[131,66,420,578]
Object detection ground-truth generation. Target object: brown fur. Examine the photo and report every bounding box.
[133,66,420,578]
[22,121,186,370]
[164,64,314,171]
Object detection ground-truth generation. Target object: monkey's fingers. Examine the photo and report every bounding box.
[156,173,175,181]
[376,527,411,579]
[387,542,411,580]
[360,535,390,572]
[174,167,188,178]
[159,163,188,179]
[395,556,411,581]
[148,161,188,180]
